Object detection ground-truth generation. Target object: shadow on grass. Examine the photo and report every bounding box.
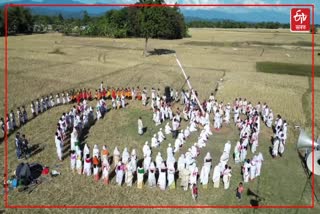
[79,119,97,150]
[29,144,45,157]
[148,49,176,56]
[247,188,265,207]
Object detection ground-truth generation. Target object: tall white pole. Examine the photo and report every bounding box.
[174,54,205,115]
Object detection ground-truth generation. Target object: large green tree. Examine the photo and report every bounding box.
[126,7,141,37]
[139,0,164,56]
[8,7,33,34]
[138,0,186,56]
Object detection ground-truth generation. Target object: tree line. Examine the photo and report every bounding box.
[62,5,187,40]
[0,0,187,40]
[0,2,317,42]
[187,20,290,29]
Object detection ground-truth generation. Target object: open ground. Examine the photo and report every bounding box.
[0,28,320,213]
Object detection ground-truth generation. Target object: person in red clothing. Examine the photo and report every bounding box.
[83,89,88,100]
[102,88,107,99]
[83,154,92,176]
[87,90,92,100]
[236,182,244,201]
[76,93,81,104]
[192,183,198,201]
[80,90,84,102]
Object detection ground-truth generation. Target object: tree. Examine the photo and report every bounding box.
[126,7,140,37]
[2,4,188,40]
[7,7,33,34]
[82,10,90,25]
[58,13,64,24]
[139,0,157,56]
[138,0,185,56]
[310,26,318,34]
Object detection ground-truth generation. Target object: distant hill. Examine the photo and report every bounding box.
[1,0,120,18]
[184,16,227,23]
[181,9,290,24]
[2,0,319,24]
[29,7,115,18]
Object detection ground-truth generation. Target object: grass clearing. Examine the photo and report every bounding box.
[0,28,319,212]
[4,101,310,208]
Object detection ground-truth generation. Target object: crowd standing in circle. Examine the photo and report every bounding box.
[4,81,288,201]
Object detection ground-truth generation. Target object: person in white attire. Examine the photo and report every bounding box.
[212,164,221,188]
[165,122,172,135]
[158,128,166,143]
[138,117,144,135]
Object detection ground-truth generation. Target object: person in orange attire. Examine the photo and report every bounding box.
[136,86,142,100]
[94,90,99,100]
[101,145,109,160]
[116,89,121,98]
[111,88,116,100]
[93,155,100,181]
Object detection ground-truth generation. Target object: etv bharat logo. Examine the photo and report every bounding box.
[290,8,310,32]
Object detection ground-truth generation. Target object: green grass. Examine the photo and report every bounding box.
[256,62,320,77]
[3,100,312,209]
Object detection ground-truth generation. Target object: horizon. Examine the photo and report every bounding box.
[1,0,320,24]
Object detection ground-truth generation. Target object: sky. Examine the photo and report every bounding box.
[4,0,320,23]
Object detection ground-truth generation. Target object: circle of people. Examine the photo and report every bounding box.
[52,82,289,195]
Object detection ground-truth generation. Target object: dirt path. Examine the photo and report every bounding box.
[301,77,312,128]
[213,70,227,97]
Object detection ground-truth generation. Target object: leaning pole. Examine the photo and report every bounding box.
[174,54,205,115]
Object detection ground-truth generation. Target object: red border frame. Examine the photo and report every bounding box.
[3,3,315,209]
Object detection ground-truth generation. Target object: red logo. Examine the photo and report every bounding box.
[290,8,310,32]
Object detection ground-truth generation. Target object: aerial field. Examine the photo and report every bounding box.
[0,28,320,213]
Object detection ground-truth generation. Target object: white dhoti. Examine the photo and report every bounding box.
[223,175,230,189]
[240,150,247,162]
[279,142,285,154]
[212,165,220,188]
[148,170,156,187]
[116,170,124,186]
[167,169,175,189]
[125,169,133,187]
[272,141,279,157]
[56,147,62,160]
[158,171,166,190]
[250,165,256,180]
[251,141,258,154]
[200,166,210,189]
[256,163,262,177]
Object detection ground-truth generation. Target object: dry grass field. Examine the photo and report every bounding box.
[0,28,320,213]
